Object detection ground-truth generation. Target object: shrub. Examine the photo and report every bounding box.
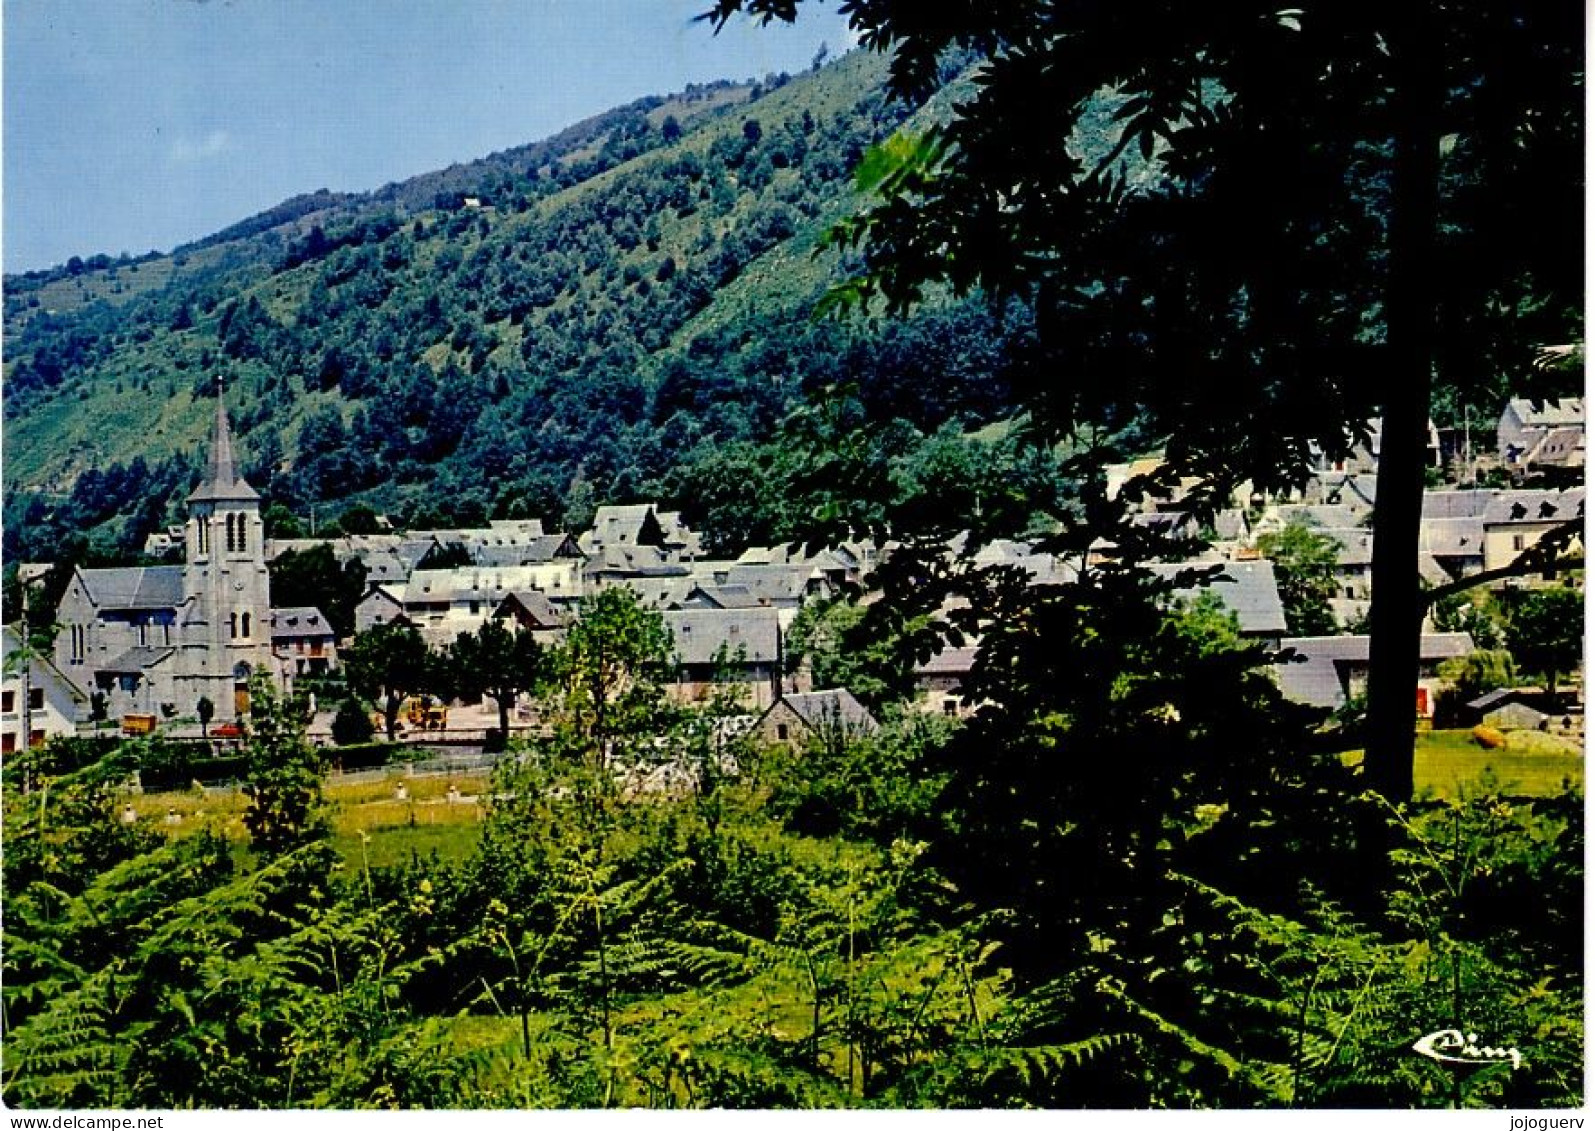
[332,697,376,746]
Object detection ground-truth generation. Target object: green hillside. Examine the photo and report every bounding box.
[3,49,1036,563]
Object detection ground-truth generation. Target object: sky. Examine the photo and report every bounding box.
[2,0,854,274]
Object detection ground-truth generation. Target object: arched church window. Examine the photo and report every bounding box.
[229,613,238,639]
[237,515,247,552]
[226,514,237,553]
[241,612,252,639]
[197,518,207,554]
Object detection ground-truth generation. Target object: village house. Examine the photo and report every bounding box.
[492,590,570,641]
[1480,488,1585,577]
[1273,632,1476,718]
[1465,688,1582,735]
[1150,560,1289,647]
[1309,417,1442,477]
[753,689,881,751]
[663,606,784,709]
[3,625,89,751]
[1497,397,1584,479]
[581,504,667,555]
[354,584,407,635]
[587,544,689,589]
[269,607,338,678]
[913,645,979,719]
[387,563,583,646]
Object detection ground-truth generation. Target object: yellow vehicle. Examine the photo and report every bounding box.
[121,713,158,736]
[405,698,448,731]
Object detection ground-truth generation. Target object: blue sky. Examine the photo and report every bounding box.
[3,0,852,274]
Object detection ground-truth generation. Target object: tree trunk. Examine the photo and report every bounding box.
[495,690,511,738]
[1364,5,1440,804]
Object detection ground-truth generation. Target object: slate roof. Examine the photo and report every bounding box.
[621,578,694,609]
[1317,473,1378,508]
[725,564,813,603]
[1274,632,1474,709]
[1524,426,1585,468]
[101,646,177,673]
[683,584,764,609]
[1150,560,1288,636]
[79,567,185,610]
[1314,528,1374,568]
[1504,397,1584,428]
[1421,490,1498,520]
[1270,504,1365,531]
[584,505,663,550]
[774,690,880,735]
[589,545,687,577]
[269,607,333,639]
[1420,517,1486,559]
[358,549,409,584]
[915,646,979,677]
[1482,488,1585,526]
[3,626,89,702]
[665,607,782,667]
[264,538,325,561]
[495,590,566,628]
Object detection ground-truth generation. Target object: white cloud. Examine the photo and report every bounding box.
[169,129,233,163]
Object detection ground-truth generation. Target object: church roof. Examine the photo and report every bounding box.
[188,393,259,503]
[79,566,185,610]
[101,646,177,673]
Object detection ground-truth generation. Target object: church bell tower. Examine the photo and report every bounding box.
[181,386,272,719]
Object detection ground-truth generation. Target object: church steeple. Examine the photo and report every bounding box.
[188,383,259,503]
[181,378,272,722]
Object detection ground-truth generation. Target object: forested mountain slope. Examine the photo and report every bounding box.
[4,49,1032,564]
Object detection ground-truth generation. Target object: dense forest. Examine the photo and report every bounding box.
[3,48,1042,567]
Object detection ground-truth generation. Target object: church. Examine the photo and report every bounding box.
[51,396,308,726]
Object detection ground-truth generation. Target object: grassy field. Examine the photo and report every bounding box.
[1342,728,1584,801]
[128,770,490,869]
[127,727,1582,870]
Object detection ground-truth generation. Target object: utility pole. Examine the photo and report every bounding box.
[1462,406,1472,485]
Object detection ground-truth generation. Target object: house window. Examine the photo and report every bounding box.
[776,723,789,741]
[28,688,43,711]
[1512,534,1526,552]
[943,698,959,717]
[2,690,14,713]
